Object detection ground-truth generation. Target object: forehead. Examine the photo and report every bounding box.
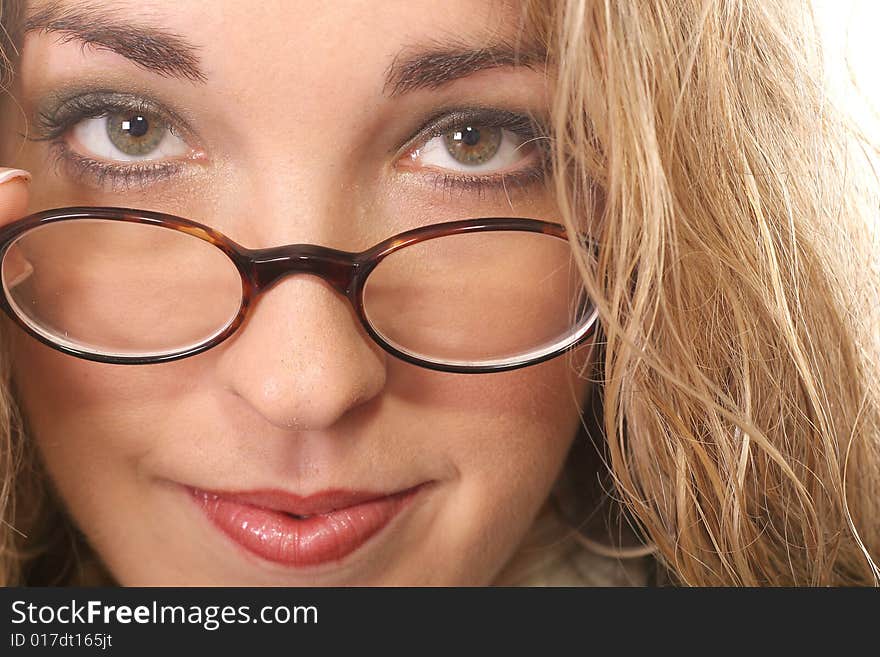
[16,0,546,151]
[10,0,557,241]
[18,0,531,82]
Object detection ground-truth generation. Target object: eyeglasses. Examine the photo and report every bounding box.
[0,207,598,373]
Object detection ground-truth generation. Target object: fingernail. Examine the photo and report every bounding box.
[0,168,31,185]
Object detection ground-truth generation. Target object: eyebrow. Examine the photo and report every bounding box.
[19,3,545,93]
[21,1,207,83]
[382,38,548,97]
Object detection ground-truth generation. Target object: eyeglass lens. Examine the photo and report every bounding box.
[1,216,592,366]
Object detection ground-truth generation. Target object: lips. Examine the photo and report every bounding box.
[189,484,425,568]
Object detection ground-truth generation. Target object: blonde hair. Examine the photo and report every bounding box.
[2,0,879,586]
[515,0,880,585]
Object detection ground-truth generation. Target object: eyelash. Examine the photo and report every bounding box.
[401,107,551,198]
[32,93,189,191]
[30,93,552,195]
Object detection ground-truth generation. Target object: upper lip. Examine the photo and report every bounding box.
[190,485,424,517]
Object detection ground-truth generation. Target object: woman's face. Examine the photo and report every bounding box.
[0,0,595,584]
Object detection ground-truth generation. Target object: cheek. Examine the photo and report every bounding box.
[9,324,205,503]
[11,310,595,585]
[386,348,593,583]
[387,343,589,485]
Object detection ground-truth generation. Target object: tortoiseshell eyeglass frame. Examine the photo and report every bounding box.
[0,207,600,373]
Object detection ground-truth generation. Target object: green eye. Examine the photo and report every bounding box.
[105,112,168,156]
[443,126,502,165]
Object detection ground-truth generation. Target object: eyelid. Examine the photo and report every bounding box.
[32,90,201,148]
[28,90,550,195]
[47,141,189,191]
[393,106,548,161]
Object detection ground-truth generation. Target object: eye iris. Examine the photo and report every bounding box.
[106,113,165,156]
[443,125,502,165]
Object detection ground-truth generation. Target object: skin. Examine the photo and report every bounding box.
[0,0,596,585]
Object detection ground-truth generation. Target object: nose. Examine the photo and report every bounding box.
[214,273,387,431]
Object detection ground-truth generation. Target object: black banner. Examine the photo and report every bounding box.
[0,587,874,654]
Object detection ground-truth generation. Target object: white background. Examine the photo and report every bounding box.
[813,0,880,145]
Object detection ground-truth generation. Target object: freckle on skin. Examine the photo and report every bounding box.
[2,0,589,585]
[262,379,280,400]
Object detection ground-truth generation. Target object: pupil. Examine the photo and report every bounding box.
[125,115,150,138]
[460,127,481,146]
[106,112,166,156]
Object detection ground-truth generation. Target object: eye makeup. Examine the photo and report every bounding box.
[27,89,204,190]
[32,90,195,144]
[25,87,553,196]
[394,105,552,198]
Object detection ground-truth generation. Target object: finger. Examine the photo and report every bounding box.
[0,168,31,225]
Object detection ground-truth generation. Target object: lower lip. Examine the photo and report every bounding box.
[189,485,423,568]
